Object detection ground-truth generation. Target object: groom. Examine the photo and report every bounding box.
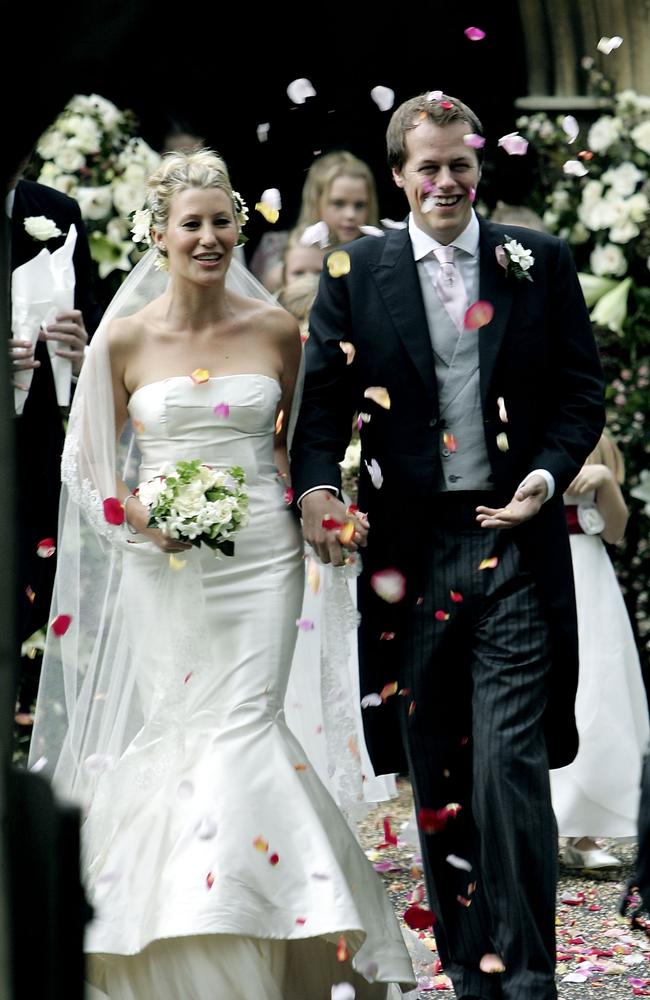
[291,93,604,999]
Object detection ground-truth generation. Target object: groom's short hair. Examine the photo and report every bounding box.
[386,94,485,170]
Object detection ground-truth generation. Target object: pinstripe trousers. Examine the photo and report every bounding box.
[398,501,558,1000]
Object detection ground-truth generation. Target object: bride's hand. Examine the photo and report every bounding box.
[124,495,192,553]
[145,528,193,554]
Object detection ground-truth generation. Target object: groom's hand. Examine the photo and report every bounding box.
[475,474,548,529]
[300,490,369,566]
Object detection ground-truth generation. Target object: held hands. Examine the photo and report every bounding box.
[9,338,39,391]
[300,490,369,566]
[475,473,548,530]
[565,463,611,496]
[40,309,88,376]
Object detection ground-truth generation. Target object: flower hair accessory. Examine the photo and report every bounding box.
[496,235,535,282]
[130,207,153,247]
[232,190,249,246]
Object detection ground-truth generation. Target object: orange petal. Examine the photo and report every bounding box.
[363,386,391,409]
[443,431,457,453]
[339,521,355,544]
[380,681,399,701]
[339,341,356,364]
[307,558,321,594]
[327,251,351,278]
[132,418,145,433]
[25,585,36,604]
[253,836,269,852]
[190,368,210,384]
[478,556,499,570]
[336,934,349,962]
[293,763,307,771]
[275,409,284,434]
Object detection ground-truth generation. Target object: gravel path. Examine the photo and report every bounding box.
[357,778,650,998]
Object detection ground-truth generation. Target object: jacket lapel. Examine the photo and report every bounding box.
[478,219,515,405]
[369,228,436,402]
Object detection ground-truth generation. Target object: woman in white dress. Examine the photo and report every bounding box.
[551,431,650,869]
[29,149,415,999]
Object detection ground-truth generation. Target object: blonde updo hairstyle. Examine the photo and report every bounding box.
[147,149,241,265]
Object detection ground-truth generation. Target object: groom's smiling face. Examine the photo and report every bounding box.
[392,119,481,245]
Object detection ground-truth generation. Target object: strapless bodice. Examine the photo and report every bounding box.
[127,373,281,483]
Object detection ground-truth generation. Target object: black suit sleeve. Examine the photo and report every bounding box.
[526,239,605,494]
[68,199,102,337]
[290,264,358,498]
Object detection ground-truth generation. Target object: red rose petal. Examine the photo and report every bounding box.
[50,614,72,637]
[103,497,124,525]
[450,590,463,602]
[435,610,450,621]
[269,852,280,866]
[206,871,215,890]
[36,537,56,558]
[322,517,343,531]
[336,934,349,962]
[404,904,437,930]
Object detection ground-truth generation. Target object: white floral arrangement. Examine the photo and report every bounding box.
[29,93,160,282]
[137,459,249,556]
[496,236,535,281]
[23,215,62,241]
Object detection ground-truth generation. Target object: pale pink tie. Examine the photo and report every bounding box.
[432,245,468,333]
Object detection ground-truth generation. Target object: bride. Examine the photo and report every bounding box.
[29,149,415,999]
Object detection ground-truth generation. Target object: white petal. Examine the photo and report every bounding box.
[426,90,443,101]
[370,85,395,112]
[361,693,383,708]
[380,217,407,230]
[562,115,579,143]
[256,122,270,143]
[299,220,330,248]
[597,35,623,54]
[287,78,316,105]
[260,187,282,210]
[359,225,385,237]
[563,159,589,177]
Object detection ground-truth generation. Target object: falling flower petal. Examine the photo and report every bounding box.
[497,396,508,423]
[307,558,321,594]
[339,341,356,364]
[275,410,284,434]
[450,590,463,603]
[357,412,371,430]
[359,225,385,237]
[418,803,462,833]
[363,386,391,409]
[253,836,269,852]
[332,985,356,1000]
[30,756,48,773]
[206,871,215,890]
[435,610,450,621]
[183,671,193,684]
[287,78,316,104]
[498,132,529,156]
[464,26,486,40]
[296,917,307,925]
[495,245,508,270]
[322,517,343,531]
[380,631,396,640]
[361,693,383,708]
[440,101,454,110]
[327,250,351,277]
[269,852,280,866]
[464,300,495,329]
[190,368,210,384]
[365,458,383,489]
[132,418,145,433]
[380,217,408,230]
[103,497,124,525]
[370,85,395,111]
[562,115,579,143]
[597,35,623,54]
[296,618,315,630]
[293,763,307,771]
[336,935,349,962]
[478,556,499,571]
[496,432,509,452]
[212,402,230,418]
[300,220,330,247]
[255,201,280,224]
[563,159,589,177]
[446,854,473,871]
[427,90,444,101]
[383,817,398,845]
[50,614,72,637]
[195,816,218,840]
[380,681,399,701]
[36,538,56,558]
[371,568,406,603]
[260,187,281,211]
[469,186,477,204]
[464,133,486,149]
[404,904,437,930]
[256,122,270,143]
[339,521,355,544]
[443,432,457,453]
[284,487,295,506]
[169,554,187,570]
[578,150,594,160]
[25,585,36,603]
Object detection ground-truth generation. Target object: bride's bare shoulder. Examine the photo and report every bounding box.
[107,301,159,355]
[236,294,299,342]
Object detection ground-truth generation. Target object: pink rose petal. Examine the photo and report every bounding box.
[464,133,486,149]
[213,402,230,418]
[370,568,406,603]
[464,300,495,330]
[498,132,529,156]
[464,26,486,41]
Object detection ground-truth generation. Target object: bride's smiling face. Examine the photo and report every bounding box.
[155,187,239,282]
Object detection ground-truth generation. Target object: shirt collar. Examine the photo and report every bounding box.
[408,210,480,261]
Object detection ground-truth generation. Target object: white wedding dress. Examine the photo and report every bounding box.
[82,373,415,999]
[550,494,650,837]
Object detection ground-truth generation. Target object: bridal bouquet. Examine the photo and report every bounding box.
[136,460,249,556]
